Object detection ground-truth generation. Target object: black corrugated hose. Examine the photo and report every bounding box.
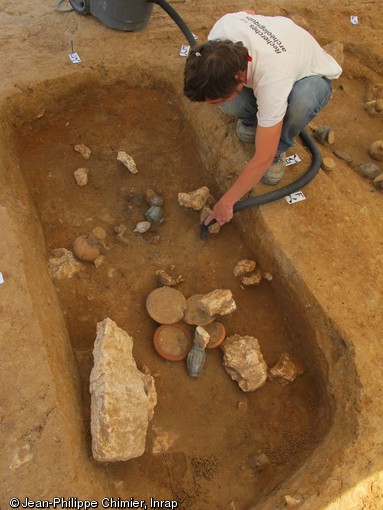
[151,0,197,48]
[199,128,322,240]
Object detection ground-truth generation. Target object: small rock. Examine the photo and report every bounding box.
[114,224,129,244]
[233,259,256,277]
[241,270,263,287]
[74,143,91,159]
[48,248,84,279]
[365,99,383,116]
[74,167,89,186]
[284,495,302,507]
[248,451,271,471]
[222,334,268,392]
[194,326,210,349]
[178,186,211,210]
[117,151,138,173]
[198,289,236,316]
[333,150,353,163]
[262,272,273,282]
[155,269,184,287]
[268,352,304,385]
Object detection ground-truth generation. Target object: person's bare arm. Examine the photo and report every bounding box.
[204,120,283,225]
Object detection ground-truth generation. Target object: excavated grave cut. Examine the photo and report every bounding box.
[2,76,334,508]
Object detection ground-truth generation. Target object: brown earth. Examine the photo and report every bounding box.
[0,1,382,510]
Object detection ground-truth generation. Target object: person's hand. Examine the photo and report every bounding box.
[204,199,234,226]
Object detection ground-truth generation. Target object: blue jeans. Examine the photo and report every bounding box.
[220,75,332,153]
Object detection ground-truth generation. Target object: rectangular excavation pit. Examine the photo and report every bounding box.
[0,75,351,508]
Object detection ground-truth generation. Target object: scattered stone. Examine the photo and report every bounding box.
[373,174,383,191]
[198,289,236,317]
[194,326,210,349]
[200,206,221,234]
[314,125,335,145]
[133,221,151,233]
[155,269,184,287]
[241,270,263,287]
[268,352,304,385]
[178,186,211,210]
[323,41,344,66]
[248,451,272,471]
[74,143,91,159]
[262,272,273,282]
[114,224,129,244]
[90,318,157,462]
[233,259,256,278]
[221,334,268,392]
[368,140,383,161]
[354,163,382,180]
[74,167,89,186]
[117,151,138,173]
[48,248,84,279]
[94,255,105,268]
[364,99,383,116]
[321,157,336,172]
[284,495,302,507]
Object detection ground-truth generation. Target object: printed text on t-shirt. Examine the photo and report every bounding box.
[241,16,287,54]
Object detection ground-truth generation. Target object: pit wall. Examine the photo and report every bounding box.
[0,63,378,508]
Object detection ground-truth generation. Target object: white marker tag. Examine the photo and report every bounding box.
[350,16,359,25]
[286,154,302,166]
[180,45,190,57]
[69,52,81,64]
[0,272,4,284]
[285,191,306,204]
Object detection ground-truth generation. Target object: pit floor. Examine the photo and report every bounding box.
[13,83,330,509]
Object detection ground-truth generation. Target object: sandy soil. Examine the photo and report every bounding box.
[0,1,382,509]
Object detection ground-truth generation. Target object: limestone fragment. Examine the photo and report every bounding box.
[268,352,304,385]
[48,248,84,279]
[90,318,157,462]
[74,143,91,159]
[194,326,210,349]
[365,99,383,116]
[241,270,263,287]
[117,151,138,174]
[133,221,151,233]
[198,289,236,316]
[233,259,256,277]
[155,269,184,287]
[74,167,89,186]
[178,186,211,210]
[222,334,268,392]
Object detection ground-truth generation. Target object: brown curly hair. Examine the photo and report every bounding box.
[183,40,249,102]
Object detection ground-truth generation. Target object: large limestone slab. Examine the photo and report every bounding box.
[90,318,157,462]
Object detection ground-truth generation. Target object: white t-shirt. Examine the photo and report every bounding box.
[208,13,342,127]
